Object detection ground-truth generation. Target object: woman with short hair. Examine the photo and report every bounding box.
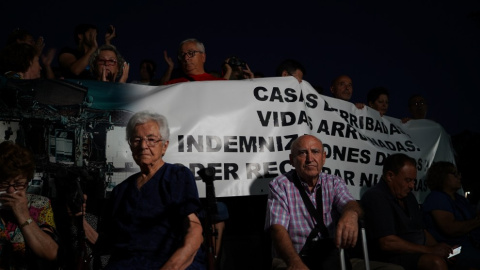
[0,43,41,79]
[89,44,129,83]
[367,87,389,116]
[0,141,59,269]
[83,111,205,269]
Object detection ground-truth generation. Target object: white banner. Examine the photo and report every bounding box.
[87,77,454,202]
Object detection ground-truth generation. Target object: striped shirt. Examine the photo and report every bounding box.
[266,169,355,253]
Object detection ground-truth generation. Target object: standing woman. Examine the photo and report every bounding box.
[423,161,480,269]
[367,87,389,116]
[0,141,59,269]
[89,44,129,83]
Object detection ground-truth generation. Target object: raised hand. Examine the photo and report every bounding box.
[119,62,130,83]
[105,25,116,45]
[34,36,45,56]
[41,48,56,67]
[243,64,254,79]
[164,50,174,69]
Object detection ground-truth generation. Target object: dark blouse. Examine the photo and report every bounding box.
[423,190,480,246]
[98,163,204,269]
[361,180,425,259]
[58,47,94,80]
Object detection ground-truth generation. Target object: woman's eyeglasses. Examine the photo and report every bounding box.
[0,182,27,191]
[97,58,118,66]
[128,136,163,147]
[177,50,203,60]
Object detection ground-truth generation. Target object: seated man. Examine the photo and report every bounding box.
[361,153,452,270]
[266,134,362,269]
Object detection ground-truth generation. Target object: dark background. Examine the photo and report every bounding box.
[3,0,480,136]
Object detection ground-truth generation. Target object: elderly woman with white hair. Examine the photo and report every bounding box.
[83,111,205,269]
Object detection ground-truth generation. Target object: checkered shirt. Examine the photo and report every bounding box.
[265,169,355,253]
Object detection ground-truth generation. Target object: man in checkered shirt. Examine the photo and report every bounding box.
[266,135,363,270]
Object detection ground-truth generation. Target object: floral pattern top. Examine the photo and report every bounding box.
[0,194,56,269]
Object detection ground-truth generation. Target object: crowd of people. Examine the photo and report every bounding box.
[266,135,480,270]
[0,24,475,270]
[0,25,431,121]
[1,125,478,270]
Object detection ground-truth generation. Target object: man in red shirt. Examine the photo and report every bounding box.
[165,38,225,84]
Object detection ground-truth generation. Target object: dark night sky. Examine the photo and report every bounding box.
[3,0,480,136]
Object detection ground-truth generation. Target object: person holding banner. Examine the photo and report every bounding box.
[402,95,428,123]
[330,75,365,109]
[82,111,205,269]
[165,38,225,84]
[266,135,362,269]
[367,87,389,116]
[275,58,305,83]
[330,75,353,102]
[422,161,480,269]
[361,153,452,270]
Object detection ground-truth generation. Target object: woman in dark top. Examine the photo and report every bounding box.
[423,161,480,269]
[83,111,205,269]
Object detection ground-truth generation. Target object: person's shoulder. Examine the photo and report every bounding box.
[27,193,52,206]
[195,73,225,81]
[162,163,195,181]
[320,172,348,188]
[164,77,189,85]
[424,190,444,201]
[273,170,294,182]
[361,182,386,201]
[270,170,295,188]
[422,191,448,210]
[321,172,342,181]
[167,163,191,174]
[113,173,138,190]
[424,191,464,208]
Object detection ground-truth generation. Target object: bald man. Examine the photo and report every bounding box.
[330,75,365,109]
